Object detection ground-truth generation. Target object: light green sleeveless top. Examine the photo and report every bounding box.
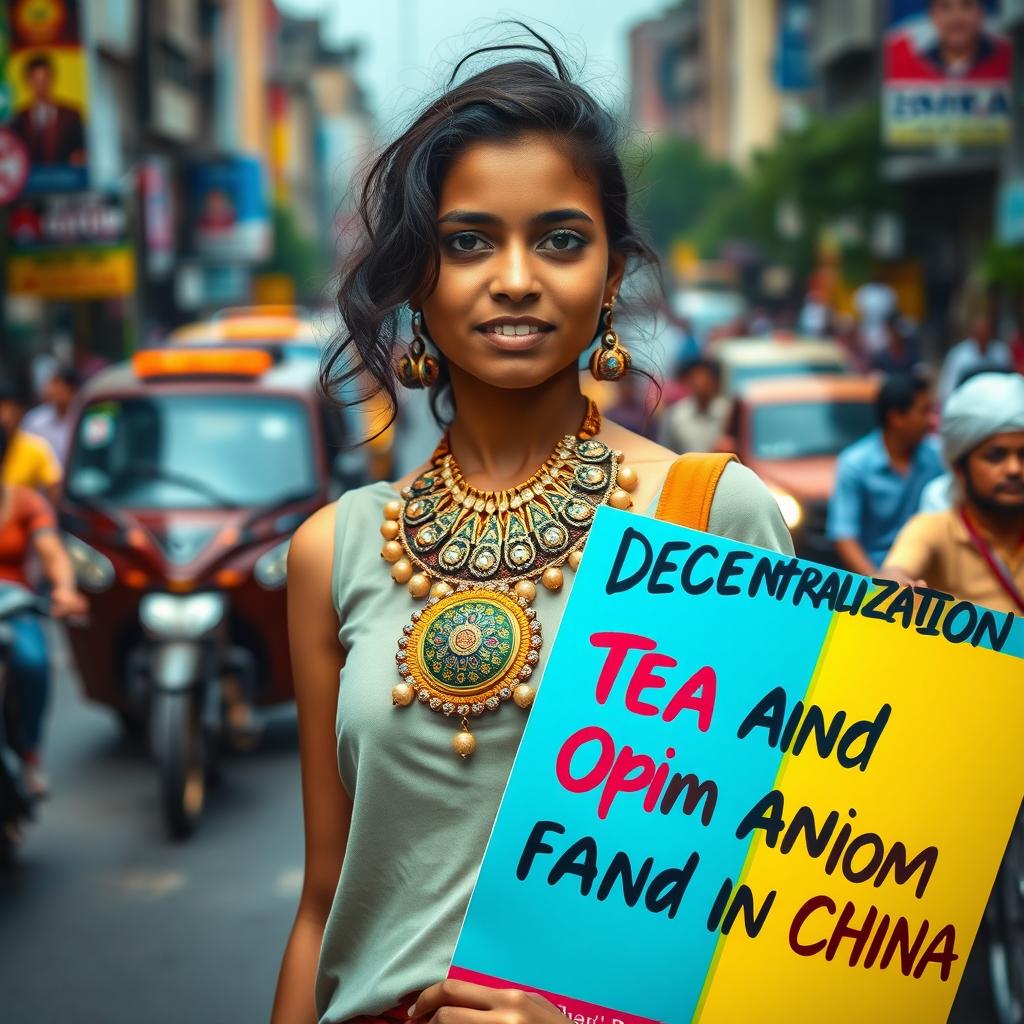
[315,463,793,1021]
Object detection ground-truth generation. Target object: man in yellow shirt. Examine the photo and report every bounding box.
[883,372,1024,614]
[0,383,62,499]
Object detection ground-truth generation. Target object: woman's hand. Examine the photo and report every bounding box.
[409,979,565,1024]
[50,586,88,619]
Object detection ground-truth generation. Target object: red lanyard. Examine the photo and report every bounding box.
[959,507,1024,614]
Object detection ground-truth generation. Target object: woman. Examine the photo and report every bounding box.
[273,33,792,1024]
[0,427,87,798]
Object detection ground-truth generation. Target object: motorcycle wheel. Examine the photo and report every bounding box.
[152,691,206,839]
[989,813,1024,1024]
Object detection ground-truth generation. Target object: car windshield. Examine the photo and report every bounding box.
[731,361,846,392]
[752,400,876,459]
[67,394,317,509]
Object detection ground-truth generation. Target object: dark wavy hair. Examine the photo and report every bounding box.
[323,23,659,434]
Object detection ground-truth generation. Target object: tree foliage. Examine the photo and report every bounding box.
[624,137,739,258]
[693,104,897,286]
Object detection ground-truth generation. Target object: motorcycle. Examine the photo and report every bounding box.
[0,586,49,868]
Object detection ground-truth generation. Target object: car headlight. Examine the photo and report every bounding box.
[63,533,115,592]
[770,488,803,530]
[254,538,290,590]
[139,592,225,639]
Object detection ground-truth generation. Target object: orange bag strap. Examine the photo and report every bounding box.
[654,452,737,532]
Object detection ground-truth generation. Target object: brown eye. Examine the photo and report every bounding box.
[538,230,586,253]
[446,233,489,254]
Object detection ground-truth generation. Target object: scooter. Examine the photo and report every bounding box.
[0,586,49,868]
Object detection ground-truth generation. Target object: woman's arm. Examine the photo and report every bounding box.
[272,504,352,1024]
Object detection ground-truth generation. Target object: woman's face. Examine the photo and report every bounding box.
[418,133,625,392]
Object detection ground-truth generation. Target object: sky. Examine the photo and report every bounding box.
[275,0,668,133]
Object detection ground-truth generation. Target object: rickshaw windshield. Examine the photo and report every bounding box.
[66,394,317,510]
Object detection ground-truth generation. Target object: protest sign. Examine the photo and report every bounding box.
[449,507,1024,1023]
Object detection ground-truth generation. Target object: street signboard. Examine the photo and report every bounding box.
[450,507,1024,1023]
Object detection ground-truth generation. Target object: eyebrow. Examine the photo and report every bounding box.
[437,207,595,226]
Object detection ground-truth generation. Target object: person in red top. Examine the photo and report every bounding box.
[0,427,87,797]
[887,0,1012,81]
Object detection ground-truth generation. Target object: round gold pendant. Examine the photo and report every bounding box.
[394,585,541,726]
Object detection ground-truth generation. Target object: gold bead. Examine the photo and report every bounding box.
[617,465,638,493]
[383,499,402,521]
[391,683,415,706]
[452,726,477,759]
[381,540,404,563]
[391,558,413,584]
[514,579,537,602]
[380,520,400,540]
[408,573,431,598]
[513,684,536,709]
[430,581,453,599]
[542,566,564,592]
[608,488,633,510]
[568,549,583,571]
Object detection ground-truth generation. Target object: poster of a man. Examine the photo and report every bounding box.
[886,0,1012,81]
[9,53,85,166]
[884,0,1013,147]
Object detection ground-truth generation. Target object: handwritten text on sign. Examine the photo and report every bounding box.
[449,508,1024,1024]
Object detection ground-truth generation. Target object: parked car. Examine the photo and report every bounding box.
[723,375,879,564]
[712,337,853,396]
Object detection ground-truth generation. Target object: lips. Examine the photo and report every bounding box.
[475,317,555,352]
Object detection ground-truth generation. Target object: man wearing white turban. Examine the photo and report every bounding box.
[883,372,1024,613]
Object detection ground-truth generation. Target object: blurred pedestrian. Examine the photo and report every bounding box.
[661,357,731,454]
[938,312,1012,404]
[827,372,944,575]
[853,276,898,360]
[0,427,88,797]
[883,372,1024,613]
[21,366,80,467]
[0,382,62,501]
[869,312,922,375]
[798,288,831,337]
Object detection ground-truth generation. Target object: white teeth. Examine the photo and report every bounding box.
[488,323,542,336]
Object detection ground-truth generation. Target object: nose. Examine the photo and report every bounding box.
[489,239,540,304]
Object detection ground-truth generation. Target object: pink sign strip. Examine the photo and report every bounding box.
[447,966,665,1024]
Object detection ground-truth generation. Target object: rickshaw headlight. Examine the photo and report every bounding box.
[254,538,291,590]
[140,592,226,639]
[63,533,115,592]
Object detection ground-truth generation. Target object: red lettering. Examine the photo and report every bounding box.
[789,894,834,956]
[598,745,657,819]
[555,725,614,793]
[663,665,717,731]
[589,632,657,705]
[625,652,677,716]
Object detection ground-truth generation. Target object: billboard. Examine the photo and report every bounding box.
[3,0,90,194]
[187,156,271,264]
[884,0,1013,147]
[7,191,134,298]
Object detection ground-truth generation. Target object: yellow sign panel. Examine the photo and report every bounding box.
[8,246,135,298]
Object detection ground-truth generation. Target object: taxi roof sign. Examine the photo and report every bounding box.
[133,347,274,380]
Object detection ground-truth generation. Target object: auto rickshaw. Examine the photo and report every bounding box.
[58,340,366,838]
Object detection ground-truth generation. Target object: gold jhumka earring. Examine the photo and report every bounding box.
[589,296,632,382]
[397,310,440,389]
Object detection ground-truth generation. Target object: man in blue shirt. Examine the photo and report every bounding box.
[828,372,944,576]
